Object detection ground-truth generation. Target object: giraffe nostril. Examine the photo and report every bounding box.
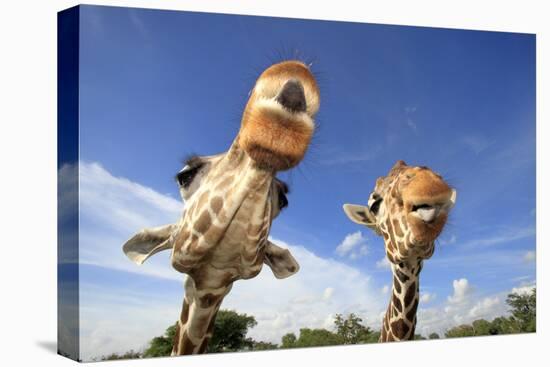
[277,79,306,113]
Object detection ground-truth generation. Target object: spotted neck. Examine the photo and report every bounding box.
[380,259,423,342]
[170,141,277,355]
[172,276,232,355]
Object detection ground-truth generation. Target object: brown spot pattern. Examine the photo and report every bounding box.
[393,276,402,294]
[404,281,416,306]
[406,298,419,321]
[193,211,212,234]
[210,196,223,214]
[395,268,410,283]
[391,319,410,337]
[199,293,223,309]
[392,294,403,312]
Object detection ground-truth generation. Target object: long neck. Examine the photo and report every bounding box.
[172,276,232,355]
[380,259,422,342]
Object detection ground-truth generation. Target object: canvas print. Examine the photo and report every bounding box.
[58,5,536,362]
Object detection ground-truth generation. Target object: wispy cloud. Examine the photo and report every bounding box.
[404,106,418,132]
[335,231,369,260]
[375,256,391,270]
[439,234,457,246]
[319,148,381,166]
[420,292,436,303]
[461,134,493,155]
[523,250,536,263]
[460,226,535,249]
[128,9,151,42]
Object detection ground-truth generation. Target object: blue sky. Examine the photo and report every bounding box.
[68,5,535,360]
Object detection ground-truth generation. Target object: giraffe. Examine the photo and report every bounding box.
[343,160,456,342]
[122,60,320,355]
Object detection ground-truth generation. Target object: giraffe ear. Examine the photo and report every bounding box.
[122,224,178,265]
[343,204,378,231]
[264,241,300,279]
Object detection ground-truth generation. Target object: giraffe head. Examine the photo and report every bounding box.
[238,60,320,171]
[123,60,318,280]
[344,160,456,263]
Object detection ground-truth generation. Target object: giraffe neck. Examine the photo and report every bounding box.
[172,276,232,355]
[380,259,423,342]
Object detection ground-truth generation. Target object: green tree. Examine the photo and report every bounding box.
[252,341,278,350]
[100,350,142,361]
[506,288,536,332]
[293,328,344,347]
[281,333,297,348]
[428,332,440,339]
[472,319,497,336]
[363,331,381,343]
[445,324,475,338]
[143,323,177,357]
[207,310,257,353]
[490,316,518,334]
[143,309,264,357]
[334,313,373,344]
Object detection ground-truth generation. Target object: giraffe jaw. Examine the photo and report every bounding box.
[238,95,315,171]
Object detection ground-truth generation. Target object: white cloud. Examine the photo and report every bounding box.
[468,297,500,319]
[78,161,184,281]
[420,292,436,303]
[323,287,335,301]
[523,250,536,263]
[416,279,525,337]
[226,239,385,344]
[381,285,390,295]
[75,162,386,360]
[376,256,391,270]
[335,231,369,260]
[447,278,472,304]
[511,283,536,296]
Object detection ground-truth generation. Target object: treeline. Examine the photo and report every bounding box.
[96,288,535,360]
[445,288,536,338]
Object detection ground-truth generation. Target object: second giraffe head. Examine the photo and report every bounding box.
[344,160,457,264]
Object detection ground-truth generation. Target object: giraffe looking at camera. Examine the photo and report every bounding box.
[344,160,456,341]
[122,60,320,355]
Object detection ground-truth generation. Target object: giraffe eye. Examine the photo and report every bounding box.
[370,198,382,215]
[368,193,382,216]
[275,179,289,211]
[278,191,288,210]
[176,163,203,188]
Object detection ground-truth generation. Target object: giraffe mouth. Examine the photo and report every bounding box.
[410,204,441,223]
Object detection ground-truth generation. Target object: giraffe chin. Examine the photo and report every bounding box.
[238,101,314,171]
[407,212,447,253]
